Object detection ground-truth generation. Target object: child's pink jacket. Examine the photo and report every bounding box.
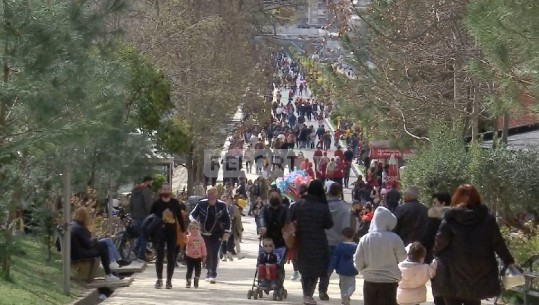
[185,233,207,259]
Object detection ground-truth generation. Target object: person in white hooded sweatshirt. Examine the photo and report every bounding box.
[354,206,407,305]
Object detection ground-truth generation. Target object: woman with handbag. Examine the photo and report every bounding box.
[150,184,186,289]
[432,184,515,305]
[288,180,334,305]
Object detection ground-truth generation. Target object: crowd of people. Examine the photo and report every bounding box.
[67,53,518,305]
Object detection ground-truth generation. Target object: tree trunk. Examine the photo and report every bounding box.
[186,141,194,196]
[195,149,204,186]
[491,117,498,149]
[2,184,21,279]
[501,112,510,145]
[2,225,11,279]
[470,83,480,142]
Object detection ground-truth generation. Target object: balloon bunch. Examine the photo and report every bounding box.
[273,170,313,202]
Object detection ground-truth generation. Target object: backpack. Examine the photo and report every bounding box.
[142,214,164,242]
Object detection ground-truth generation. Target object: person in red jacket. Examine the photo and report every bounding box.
[334,130,344,148]
[334,145,344,160]
[333,158,345,187]
[300,158,310,171]
[305,162,315,178]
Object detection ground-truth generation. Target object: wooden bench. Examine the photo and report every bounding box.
[112,260,146,275]
[84,277,133,289]
[508,255,539,304]
[71,258,101,283]
[71,257,133,288]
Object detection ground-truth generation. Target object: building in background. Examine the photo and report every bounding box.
[307,0,327,27]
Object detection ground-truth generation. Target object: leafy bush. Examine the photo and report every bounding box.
[330,111,343,128]
[501,226,539,265]
[471,146,539,218]
[400,124,470,202]
[401,125,539,221]
[151,174,166,193]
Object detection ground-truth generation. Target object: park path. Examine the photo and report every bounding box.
[101,85,499,305]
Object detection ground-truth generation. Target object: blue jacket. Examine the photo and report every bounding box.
[328,241,359,276]
[189,199,231,235]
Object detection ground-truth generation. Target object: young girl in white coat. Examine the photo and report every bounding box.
[397,242,437,305]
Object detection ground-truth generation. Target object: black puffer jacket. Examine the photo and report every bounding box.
[288,195,333,278]
[259,204,288,249]
[432,205,514,300]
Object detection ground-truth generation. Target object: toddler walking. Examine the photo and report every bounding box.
[354,206,407,305]
[184,222,207,288]
[257,238,279,290]
[397,242,437,305]
[327,227,358,305]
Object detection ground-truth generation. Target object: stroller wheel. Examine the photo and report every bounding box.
[258,289,264,298]
[272,291,277,301]
[247,290,253,299]
[283,289,288,299]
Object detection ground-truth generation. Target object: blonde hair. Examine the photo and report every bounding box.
[188,221,200,230]
[73,207,90,228]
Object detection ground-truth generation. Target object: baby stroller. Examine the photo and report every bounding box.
[247,244,288,301]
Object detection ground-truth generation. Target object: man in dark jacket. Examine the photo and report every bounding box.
[130,176,153,261]
[385,183,401,212]
[189,187,231,284]
[393,186,428,246]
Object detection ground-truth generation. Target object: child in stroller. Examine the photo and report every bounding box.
[247,238,288,301]
[257,238,279,290]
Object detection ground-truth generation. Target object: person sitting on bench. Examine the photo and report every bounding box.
[71,207,124,281]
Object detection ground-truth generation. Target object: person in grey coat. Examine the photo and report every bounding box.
[288,180,334,305]
[318,183,351,301]
[130,176,153,261]
[393,186,428,246]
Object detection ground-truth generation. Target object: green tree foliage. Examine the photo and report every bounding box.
[117,46,189,154]
[151,174,166,193]
[0,0,167,279]
[466,1,539,112]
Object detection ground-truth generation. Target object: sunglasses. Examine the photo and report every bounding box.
[263,244,274,248]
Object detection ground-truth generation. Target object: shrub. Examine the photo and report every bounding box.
[400,124,470,203]
[470,146,539,219]
[151,174,166,193]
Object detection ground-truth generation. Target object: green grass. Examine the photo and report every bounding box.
[0,236,82,305]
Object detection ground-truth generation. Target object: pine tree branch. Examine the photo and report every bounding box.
[350,5,461,43]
